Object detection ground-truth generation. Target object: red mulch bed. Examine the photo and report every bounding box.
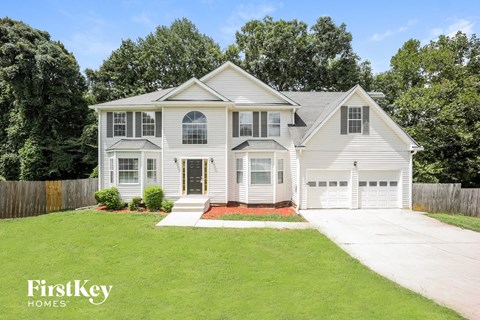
[96,206,166,214]
[202,206,297,220]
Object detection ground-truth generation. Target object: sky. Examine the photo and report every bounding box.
[2,0,478,74]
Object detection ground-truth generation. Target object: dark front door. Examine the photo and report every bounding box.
[187,159,203,194]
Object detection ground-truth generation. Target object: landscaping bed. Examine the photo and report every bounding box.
[201,206,305,222]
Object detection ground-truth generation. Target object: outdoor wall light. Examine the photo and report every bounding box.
[210,157,214,163]
[174,158,178,163]
[354,161,358,167]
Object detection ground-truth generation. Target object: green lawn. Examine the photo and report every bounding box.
[214,213,305,222]
[427,213,480,232]
[0,210,461,320]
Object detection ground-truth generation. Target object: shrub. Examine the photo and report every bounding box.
[89,166,98,178]
[143,186,163,211]
[128,197,142,211]
[161,199,174,213]
[94,187,124,210]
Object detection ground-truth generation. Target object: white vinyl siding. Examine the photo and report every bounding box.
[204,67,285,104]
[299,92,412,209]
[142,112,155,136]
[162,107,226,203]
[169,83,222,100]
[113,112,126,137]
[100,111,163,202]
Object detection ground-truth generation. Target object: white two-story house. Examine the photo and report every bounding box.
[90,62,422,210]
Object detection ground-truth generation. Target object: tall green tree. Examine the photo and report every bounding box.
[0,18,94,180]
[86,19,225,104]
[373,33,480,186]
[235,16,372,91]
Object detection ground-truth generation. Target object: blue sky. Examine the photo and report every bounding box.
[2,0,478,74]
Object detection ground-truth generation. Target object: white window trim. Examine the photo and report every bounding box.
[142,112,156,137]
[113,112,127,137]
[239,111,253,137]
[146,158,157,183]
[236,158,244,184]
[117,158,140,185]
[347,106,363,134]
[250,158,272,185]
[267,112,281,137]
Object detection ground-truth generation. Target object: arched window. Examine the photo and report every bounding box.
[182,111,207,144]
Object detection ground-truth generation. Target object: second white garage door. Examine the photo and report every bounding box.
[306,170,351,208]
[358,170,400,208]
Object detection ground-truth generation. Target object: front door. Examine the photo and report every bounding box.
[187,159,203,194]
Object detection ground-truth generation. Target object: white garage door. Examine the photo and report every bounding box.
[358,171,400,208]
[307,170,351,208]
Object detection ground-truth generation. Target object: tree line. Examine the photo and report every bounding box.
[0,16,479,186]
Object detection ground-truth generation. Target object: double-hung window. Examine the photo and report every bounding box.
[239,112,253,137]
[109,158,114,184]
[113,112,126,136]
[348,107,362,134]
[277,159,284,184]
[118,158,139,184]
[146,159,157,183]
[142,112,155,136]
[250,158,271,185]
[236,158,244,184]
[268,112,280,136]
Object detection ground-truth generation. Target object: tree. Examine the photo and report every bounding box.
[0,18,94,180]
[373,33,480,186]
[86,19,225,103]
[235,16,372,91]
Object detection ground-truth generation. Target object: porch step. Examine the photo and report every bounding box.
[172,195,210,214]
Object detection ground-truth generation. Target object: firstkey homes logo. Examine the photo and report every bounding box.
[27,280,113,307]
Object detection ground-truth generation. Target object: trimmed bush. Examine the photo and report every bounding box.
[128,197,142,211]
[161,199,174,213]
[143,186,164,211]
[94,187,124,210]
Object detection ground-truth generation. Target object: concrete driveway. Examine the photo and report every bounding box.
[300,209,480,320]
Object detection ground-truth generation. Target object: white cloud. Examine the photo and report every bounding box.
[131,12,156,29]
[369,19,417,42]
[428,18,475,40]
[445,18,475,36]
[220,2,281,43]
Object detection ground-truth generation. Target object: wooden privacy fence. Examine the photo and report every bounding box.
[0,178,98,219]
[412,183,480,217]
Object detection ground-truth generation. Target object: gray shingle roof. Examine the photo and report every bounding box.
[232,139,287,151]
[281,90,353,146]
[106,139,161,151]
[92,88,175,107]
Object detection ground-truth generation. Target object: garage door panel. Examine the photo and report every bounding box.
[307,170,351,209]
[358,170,400,208]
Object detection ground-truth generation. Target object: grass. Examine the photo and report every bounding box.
[214,213,305,222]
[427,213,480,232]
[0,210,461,320]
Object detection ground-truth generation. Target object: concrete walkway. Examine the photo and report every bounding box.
[300,209,480,320]
[156,211,314,229]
